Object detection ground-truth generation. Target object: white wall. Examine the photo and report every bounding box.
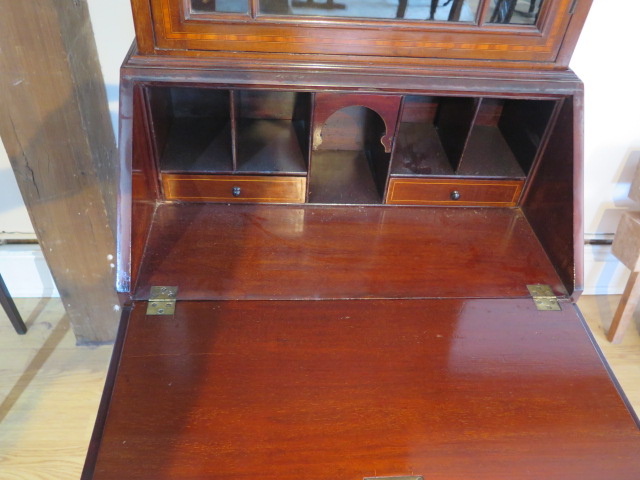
[0,138,36,239]
[0,1,638,295]
[86,0,136,136]
[570,0,640,293]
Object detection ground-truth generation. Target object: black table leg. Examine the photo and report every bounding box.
[0,274,27,335]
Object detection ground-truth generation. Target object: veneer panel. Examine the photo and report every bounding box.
[91,298,640,480]
[132,204,565,300]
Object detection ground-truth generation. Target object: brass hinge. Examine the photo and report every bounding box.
[146,286,178,315]
[569,0,578,14]
[365,477,423,480]
[527,284,561,311]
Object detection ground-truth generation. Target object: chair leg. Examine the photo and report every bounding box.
[0,274,26,335]
[396,0,408,18]
[607,271,640,344]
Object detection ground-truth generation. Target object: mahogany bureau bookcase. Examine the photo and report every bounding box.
[83,0,640,478]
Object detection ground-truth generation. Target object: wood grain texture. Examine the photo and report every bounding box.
[385,178,523,206]
[0,0,121,342]
[89,298,640,480]
[312,93,402,153]
[162,174,307,203]
[131,203,566,299]
[0,298,113,480]
[129,0,585,67]
[579,294,640,413]
[121,50,585,99]
[521,95,583,298]
[607,272,640,344]
[2,296,639,480]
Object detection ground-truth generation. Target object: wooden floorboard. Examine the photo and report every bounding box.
[0,295,639,479]
[0,298,112,480]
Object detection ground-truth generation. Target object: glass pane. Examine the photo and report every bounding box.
[190,0,249,14]
[486,0,543,25]
[259,0,481,22]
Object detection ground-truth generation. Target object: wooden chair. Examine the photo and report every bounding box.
[607,212,640,343]
[607,163,640,343]
[396,0,462,21]
[0,273,27,335]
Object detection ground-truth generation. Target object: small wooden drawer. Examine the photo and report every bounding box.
[386,178,524,207]
[162,174,306,204]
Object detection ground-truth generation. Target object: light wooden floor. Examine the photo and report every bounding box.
[1,296,639,479]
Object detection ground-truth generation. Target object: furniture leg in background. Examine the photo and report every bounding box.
[0,274,26,335]
[608,211,640,343]
[608,163,640,343]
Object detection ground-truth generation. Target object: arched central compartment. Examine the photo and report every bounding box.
[308,105,391,204]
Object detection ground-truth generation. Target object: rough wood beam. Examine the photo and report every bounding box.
[0,0,120,343]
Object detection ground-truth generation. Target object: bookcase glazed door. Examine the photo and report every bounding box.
[131,0,592,66]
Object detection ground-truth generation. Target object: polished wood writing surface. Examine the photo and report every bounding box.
[132,204,566,300]
[90,299,640,480]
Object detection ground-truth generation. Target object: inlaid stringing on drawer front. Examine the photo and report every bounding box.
[386,178,524,207]
[162,174,307,204]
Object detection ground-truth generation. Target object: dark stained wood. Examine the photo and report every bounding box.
[121,50,586,98]
[162,174,306,203]
[81,306,132,480]
[391,122,452,176]
[386,177,523,206]
[131,203,566,300]
[399,95,439,123]
[90,298,640,480]
[434,96,480,171]
[129,0,156,54]
[313,105,370,152]
[458,125,526,177]
[128,84,161,295]
[308,151,380,204]
[92,4,630,478]
[128,0,590,68]
[522,95,583,297]
[498,98,558,174]
[473,97,503,126]
[237,90,299,120]
[312,93,402,153]
[151,86,234,173]
[0,0,120,342]
[236,119,307,174]
[115,57,585,306]
[160,119,234,173]
[0,274,26,335]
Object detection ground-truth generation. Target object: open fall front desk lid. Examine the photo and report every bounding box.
[84,204,640,479]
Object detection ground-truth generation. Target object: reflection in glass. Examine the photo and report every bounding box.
[259,0,480,22]
[487,0,542,25]
[190,0,249,14]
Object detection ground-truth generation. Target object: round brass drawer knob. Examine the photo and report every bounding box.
[450,190,461,201]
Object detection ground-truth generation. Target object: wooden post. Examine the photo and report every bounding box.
[0,0,121,343]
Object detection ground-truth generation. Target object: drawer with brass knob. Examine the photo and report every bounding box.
[385,178,524,207]
[162,174,306,204]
